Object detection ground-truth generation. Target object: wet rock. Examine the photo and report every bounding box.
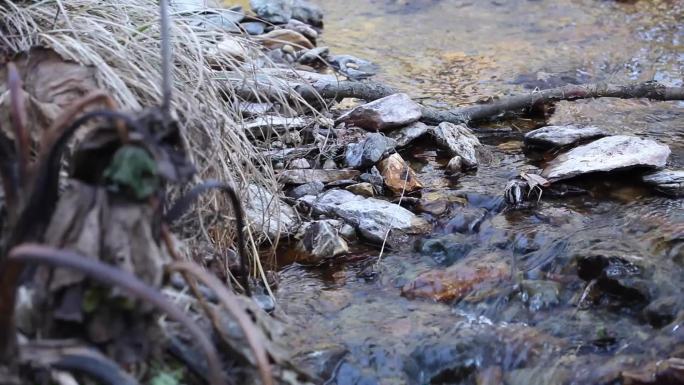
[312,189,430,244]
[245,184,299,239]
[416,190,467,216]
[445,156,463,175]
[576,254,650,305]
[344,133,397,169]
[257,28,314,50]
[520,280,561,311]
[429,123,481,169]
[329,54,379,80]
[402,254,509,302]
[503,179,529,206]
[346,182,375,197]
[420,233,473,266]
[241,21,266,35]
[443,206,487,233]
[387,121,430,147]
[298,46,329,65]
[289,158,310,169]
[642,169,684,197]
[278,169,360,185]
[643,296,682,328]
[291,0,324,27]
[378,153,423,195]
[250,0,291,24]
[295,221,349,263]
[286,181,324,199]
[524,125,606,150]
[337,93,421,131]
[541,135,670,182]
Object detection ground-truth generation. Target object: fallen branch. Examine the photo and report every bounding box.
[421,81,684,124]
[268,79,684,125]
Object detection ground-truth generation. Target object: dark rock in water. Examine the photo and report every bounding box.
[524,125,606,150]
[338,93,421,132]
[643,295,682,328]
[295,220,349,263]
[387,121,430,148]
[291,0,324,27]
[642,169,684,197]
[420,233,473,266]
[312,189,430,244]
[576,254,650,305]
[241,21,266,35]
[541,135,670,182]
[329,54,380,80]
[429,123,481,169]
[278,169,360,184]
[465,193,506,212]
[287,180,324,199]
[298,46,329,65]
[344,133,397,169]
[444,207,487,233]
[250,0,291,24]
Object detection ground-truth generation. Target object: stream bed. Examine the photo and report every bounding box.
[274,1,683,384]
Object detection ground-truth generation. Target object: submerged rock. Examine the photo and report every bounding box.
[312,189,430,244]
[524,125,606,149]
[387,121,430,147]
[402,253,509,302]
[377,153,423,194]
[429,122,481,169]
[542,135,670,182]
[295,221,349,263]
[250,0,291,24]
[337,93,421,131]
[642,169,684,197]
[344,133,397,169]
[278,169,360,185]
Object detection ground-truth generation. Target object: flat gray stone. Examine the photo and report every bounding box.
[387,121,430,148]
[345,133,397,169]
[524,125,607,149]
[312,190,430,244]
[429,122,481,169]
[542,135,670,182]
[642,169,684,197]
[337,93,421,131]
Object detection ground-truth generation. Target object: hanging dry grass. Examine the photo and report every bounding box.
[0,0,321,280]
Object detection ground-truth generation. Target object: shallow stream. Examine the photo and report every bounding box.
[275,1,684,384]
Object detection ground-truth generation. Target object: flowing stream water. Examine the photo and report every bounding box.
[274,1,684,384]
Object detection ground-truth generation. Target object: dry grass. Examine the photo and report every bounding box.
[0,0,320,288]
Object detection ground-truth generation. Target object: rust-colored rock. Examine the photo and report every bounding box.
[257,29,314,50]
[378,153,422,195]
[402,256,509,302]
